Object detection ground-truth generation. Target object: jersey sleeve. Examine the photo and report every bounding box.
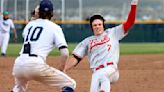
[106,24,127,40]
[9,19,15,29]
[123,4,137,33]
[53,26,68,48]
[73,39,88,58]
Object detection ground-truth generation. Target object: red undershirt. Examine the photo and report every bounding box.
[123,5,137,33]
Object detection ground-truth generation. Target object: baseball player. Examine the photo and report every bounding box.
[0,11,17,56]
[11,0,76,92]
[31,5,39,20]
[64,0,138,92]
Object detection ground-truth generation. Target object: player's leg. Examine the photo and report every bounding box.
[0,32,4,55]
[99,74,110,92]
[90,72,101,92]
[1,33,9,56]
[11,57,29,92]
[99,66,119,92]
[34,64,76,92]
[0,32,2,47]
[12,77,28,92]
[110,69,119,84]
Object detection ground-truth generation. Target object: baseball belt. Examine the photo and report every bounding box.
[22,53,38,57]
[95,62,113,71]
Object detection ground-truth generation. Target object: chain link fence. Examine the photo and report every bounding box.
[0,0,164,21]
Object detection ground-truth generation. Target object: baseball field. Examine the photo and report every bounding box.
[1,43,164,92]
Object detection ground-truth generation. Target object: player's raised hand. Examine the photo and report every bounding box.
[131,0,138,5]
[31,5,39,20]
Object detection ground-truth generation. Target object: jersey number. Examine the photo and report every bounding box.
[23,26,43,54]
[25,26,43,42]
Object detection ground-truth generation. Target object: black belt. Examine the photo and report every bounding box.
[22,53,38,57]
[29,54,38,57]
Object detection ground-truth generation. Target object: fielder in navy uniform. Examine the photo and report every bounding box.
[11,0,76,92]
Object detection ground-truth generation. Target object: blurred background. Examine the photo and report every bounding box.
[0,0,164,43]
[1,0,164,21]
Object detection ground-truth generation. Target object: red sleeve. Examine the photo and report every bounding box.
[123,5,137,33]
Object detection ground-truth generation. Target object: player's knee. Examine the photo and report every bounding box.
[110,71,119,84]
[62,86,74,92]
[70,79,76,89]
[63,78,76,91]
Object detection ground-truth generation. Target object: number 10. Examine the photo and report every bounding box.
[25,26,43,42]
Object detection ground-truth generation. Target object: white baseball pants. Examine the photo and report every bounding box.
[0,31,10,54]
[90,65,119,92]
[12,55,76,92]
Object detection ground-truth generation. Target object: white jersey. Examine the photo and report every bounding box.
[0,15,15,33]
[73,24,127,68]
[20,19,67,61]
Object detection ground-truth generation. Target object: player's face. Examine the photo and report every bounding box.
[92,19,104,36]
[3,15,9,20]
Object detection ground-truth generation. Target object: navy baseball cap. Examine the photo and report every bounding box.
[39,0,53,12]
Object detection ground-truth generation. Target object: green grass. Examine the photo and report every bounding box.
[120,43,164,54]
[7,44,22,56]
[6,43,77,56]
[48,43,77,56]
[5,43,164,56]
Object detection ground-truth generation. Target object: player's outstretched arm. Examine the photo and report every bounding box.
[63,53,82,72]
[123,0,138,33]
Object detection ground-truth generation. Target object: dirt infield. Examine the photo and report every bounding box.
[1,54,164,92]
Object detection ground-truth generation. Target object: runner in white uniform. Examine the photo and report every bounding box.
[11,0,76,92]
[64,0,138,92]
[0,11,17,56]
